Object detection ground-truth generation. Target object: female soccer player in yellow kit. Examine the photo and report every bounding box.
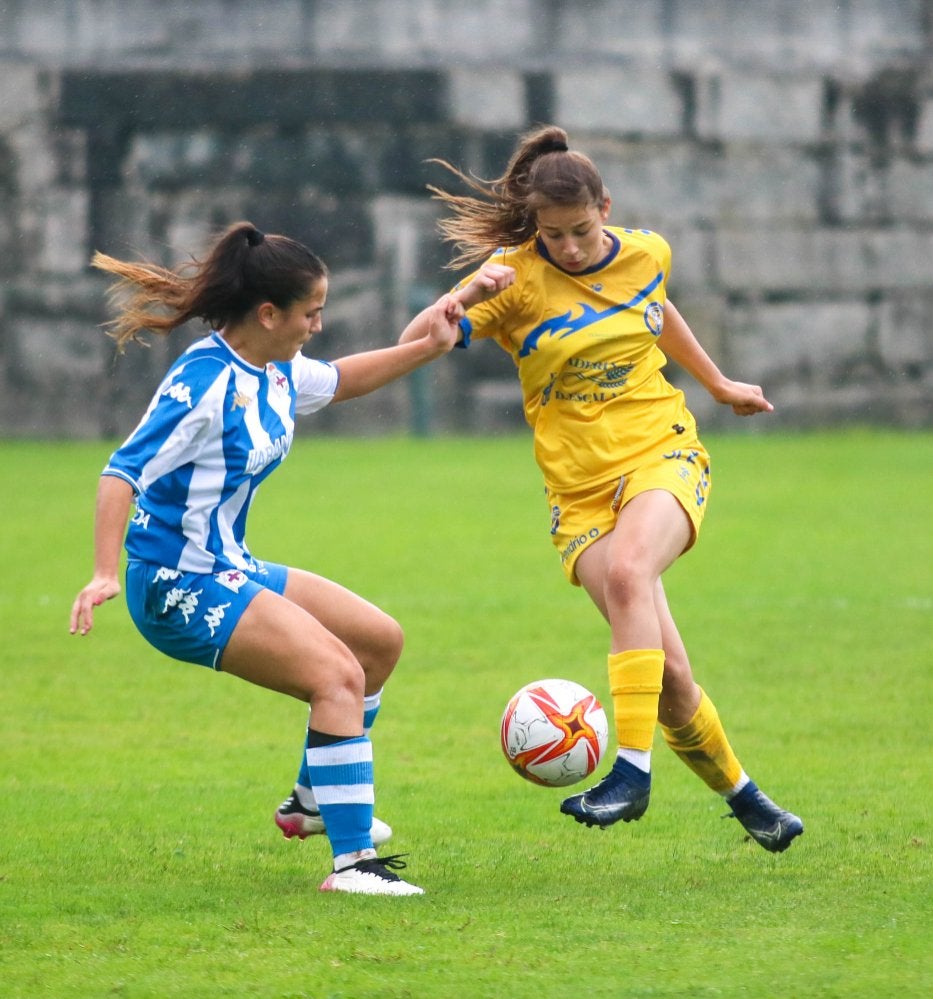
[410,125,802,852]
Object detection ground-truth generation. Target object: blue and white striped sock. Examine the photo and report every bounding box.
[363,690,382,734]
[294,691,383,810]
[305,732,374,858]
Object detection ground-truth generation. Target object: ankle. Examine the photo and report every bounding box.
[333,847,377,871]
[616,747,651,773]
[611,755,652,785]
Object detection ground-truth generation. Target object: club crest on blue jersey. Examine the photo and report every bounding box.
[267,366,290,394]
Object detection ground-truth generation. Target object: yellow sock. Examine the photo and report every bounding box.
[660,687,743,794]
[608,649,664,751]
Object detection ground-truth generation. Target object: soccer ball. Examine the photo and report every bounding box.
[500,678,609,787]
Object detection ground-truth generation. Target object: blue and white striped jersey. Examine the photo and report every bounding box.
[103,332,339,573]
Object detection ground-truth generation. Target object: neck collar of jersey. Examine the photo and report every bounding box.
[535,228,620,275]
[211,331,268,374]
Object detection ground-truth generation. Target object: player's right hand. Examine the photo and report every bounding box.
[69,576,121,636]
[457,263,515,309]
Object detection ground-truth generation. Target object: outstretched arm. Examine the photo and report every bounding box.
[70,474,134,635]
[332,293,464,402]
[659,300,773,417]
[398,263,515,345]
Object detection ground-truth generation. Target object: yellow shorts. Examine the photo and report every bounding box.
[546,443,712,585]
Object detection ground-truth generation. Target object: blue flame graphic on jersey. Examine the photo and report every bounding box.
[518,271,665,358]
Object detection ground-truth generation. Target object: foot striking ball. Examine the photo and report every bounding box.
[500,678,608,787]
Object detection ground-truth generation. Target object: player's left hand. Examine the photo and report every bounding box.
[713,380,774,416]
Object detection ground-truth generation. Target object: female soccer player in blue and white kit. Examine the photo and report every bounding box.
[417,126,803,852]
[69,221,513,896]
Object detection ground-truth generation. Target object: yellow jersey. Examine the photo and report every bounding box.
[458,226,698,492]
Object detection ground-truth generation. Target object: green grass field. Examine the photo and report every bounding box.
[1,430,930,998]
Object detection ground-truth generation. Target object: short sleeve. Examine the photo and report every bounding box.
[291,355,340,415]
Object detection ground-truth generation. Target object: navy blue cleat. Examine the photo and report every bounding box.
[725,781,803,852]
[560,757,651,828]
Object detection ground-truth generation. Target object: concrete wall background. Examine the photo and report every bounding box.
[0,0,931,438]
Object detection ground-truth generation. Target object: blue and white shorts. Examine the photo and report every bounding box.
[125,558,288,670]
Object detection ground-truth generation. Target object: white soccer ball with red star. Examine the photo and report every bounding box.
[500,678,609,787]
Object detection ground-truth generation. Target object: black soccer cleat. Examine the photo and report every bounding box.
[725,781,804,852]
[560,757,651,828]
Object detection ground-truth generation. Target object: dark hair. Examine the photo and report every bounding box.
[93,221,328,349]
[428,125,607,269]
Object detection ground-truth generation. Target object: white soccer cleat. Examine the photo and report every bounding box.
[319,855,424,896]
[275,793,393,846]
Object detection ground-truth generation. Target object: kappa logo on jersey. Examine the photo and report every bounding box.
[203,602,232,637]
[231,392,252,411]
[215,569,248,592]
[153,566,182,582]
[162,380,194,408]
[518,271,664,357]
[132,506,150,530]
[162,586,202,623]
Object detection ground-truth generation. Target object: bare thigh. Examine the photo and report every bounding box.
[283,568,404,693]
[221,587,365,737]
[576,489,691,650]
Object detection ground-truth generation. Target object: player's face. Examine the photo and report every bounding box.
[535,199,612,272]
[267,278,328,361]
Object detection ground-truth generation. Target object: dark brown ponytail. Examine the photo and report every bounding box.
[93,221,328,349]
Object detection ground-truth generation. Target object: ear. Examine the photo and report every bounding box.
[256,302,278,329]
[599,196,612,222]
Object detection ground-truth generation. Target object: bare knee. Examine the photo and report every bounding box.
[358,613,404,692]
[603,555,655,613]
[302,644,367,734]
[377,614,404,669]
